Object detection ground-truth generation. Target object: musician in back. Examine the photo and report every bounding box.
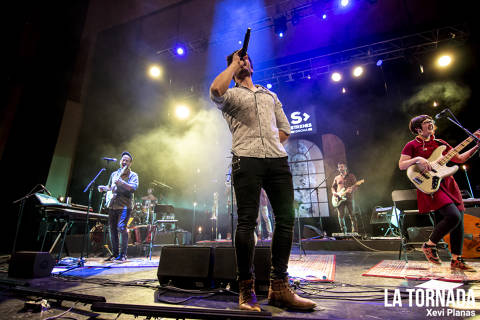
[398,115,479,270]
[332,162,358,234]
[98,151,139,262]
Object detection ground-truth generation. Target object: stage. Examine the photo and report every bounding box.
[1,246,480,319]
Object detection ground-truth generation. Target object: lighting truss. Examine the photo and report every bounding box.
[254,24,469,84]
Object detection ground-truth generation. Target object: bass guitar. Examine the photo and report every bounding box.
[331,179,364,208]
[407,131,478,194]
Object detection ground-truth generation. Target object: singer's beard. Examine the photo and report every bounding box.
[236,68,251,81]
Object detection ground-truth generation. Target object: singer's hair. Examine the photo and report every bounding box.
[227,50,253,80]
[337,162,347,168]
[409,115,433,135]
[121,151,133,161]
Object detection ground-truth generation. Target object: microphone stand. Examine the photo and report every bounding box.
[310,176,328,237]
[11,184,45,255]
[60,168,106,274]
[441,109,480,144]
[82,168,106,259]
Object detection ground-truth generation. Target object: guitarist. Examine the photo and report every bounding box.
[332,162,359,234]
[399,115,479,270]
[98,151,139,262]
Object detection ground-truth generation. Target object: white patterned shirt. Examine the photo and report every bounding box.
[211,84,290,158]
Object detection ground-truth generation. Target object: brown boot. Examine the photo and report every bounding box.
[268,278,316,310]
[238,279,261,312]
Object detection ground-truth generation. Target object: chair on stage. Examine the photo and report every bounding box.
[392,189,449,262]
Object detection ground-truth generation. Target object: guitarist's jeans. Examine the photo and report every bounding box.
[430,203,464,255]
[108,208,132,256]
[336,200,357,233]
[232,156,294,281]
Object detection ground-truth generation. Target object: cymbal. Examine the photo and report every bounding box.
[153,180,173,189]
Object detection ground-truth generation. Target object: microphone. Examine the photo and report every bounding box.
[239,28,251,58]
[39,184,52,196]
[102,157,117,162]
[435,109,449,120]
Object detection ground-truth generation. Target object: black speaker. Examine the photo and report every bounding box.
[157,246,213,288]
[8,251,55,278]
[212,247,271,292]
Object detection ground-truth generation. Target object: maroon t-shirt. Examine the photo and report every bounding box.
[401,137,464,213]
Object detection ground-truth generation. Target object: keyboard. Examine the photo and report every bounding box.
[40,206,108,222]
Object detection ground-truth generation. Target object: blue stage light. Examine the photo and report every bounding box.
[175,46,186,56]
[274,16,287,39]
[266,83,272,89]
[376,59,383,66]
[322,14,327,19]
[340,0,349,7]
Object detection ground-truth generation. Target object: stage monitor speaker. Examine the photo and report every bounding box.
[212,247,271,292]
[157,246,213,288]
[8,251,55,278]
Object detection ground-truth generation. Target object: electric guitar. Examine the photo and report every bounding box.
[102,166,130,208]
[407,132,478,194]
[331,179,364,208]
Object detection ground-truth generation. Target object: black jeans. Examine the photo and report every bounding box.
[429,203,464,255]
[108,208,131,256]
[232,156,294,280]
[336,200,357,233]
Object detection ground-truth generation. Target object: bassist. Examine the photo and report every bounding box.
[332,162,359,234]
[399,115,479,270]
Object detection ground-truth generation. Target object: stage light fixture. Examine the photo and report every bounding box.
[340,0,350,7]
[331,72,342,82]
[376,59,383,66]
[322,14,327,19]
[274,16,287,38]
[433,101,438,107]
[437,54,452,68]
[266,83,273,89]
[342,87,346,94]
[352,66,364,77]
[148,65,162,79]
[238,40,242,45]
[175,45,186,56]
[175,105,190,119]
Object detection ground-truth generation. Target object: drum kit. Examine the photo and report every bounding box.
[127,181,176,250]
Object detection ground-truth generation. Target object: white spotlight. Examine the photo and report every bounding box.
[352,66,364,77]
[148,65,162,79]
[437,55,452,68]
[331,72,342,82]
[175,105,190,119]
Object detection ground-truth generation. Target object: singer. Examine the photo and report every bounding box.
[398,115,480,270]
[210,50,316,311]
[98,151,139,262]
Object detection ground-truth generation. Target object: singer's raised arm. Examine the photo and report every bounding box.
[210,51,244,97]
